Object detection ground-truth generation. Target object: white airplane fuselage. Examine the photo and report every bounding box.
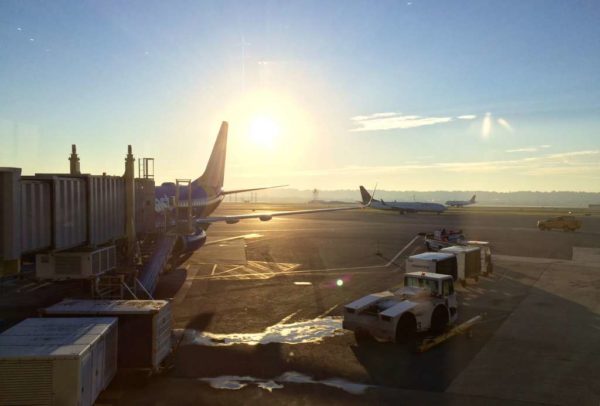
[369,199,446,214]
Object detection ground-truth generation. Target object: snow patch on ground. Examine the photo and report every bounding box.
[177,315,346,346]
[200,372,372,395]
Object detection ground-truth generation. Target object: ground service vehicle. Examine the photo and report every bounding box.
[440,245,481,285]
[343,272,458,343]
[424,229,465,251]
[465,240,493,275]
[537,216,581,231]
[406,252,458,280]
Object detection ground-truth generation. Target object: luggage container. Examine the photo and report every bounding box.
[440,245,481,285]
[405,252,458,281]
[42,299,172,370]
[0,317,117,406]
[465,240,493,275]
[35,245,117,280]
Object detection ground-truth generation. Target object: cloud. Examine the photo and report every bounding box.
[506,147,538,153]
[350,112,481,132]
[234,150,600,178]
[497,117,514,133]
[350,112,453,132]
[506,144,552,153]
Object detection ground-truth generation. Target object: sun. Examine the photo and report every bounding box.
[248,116,279,148]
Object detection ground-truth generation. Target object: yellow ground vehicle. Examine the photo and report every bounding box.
[537,215,581,231]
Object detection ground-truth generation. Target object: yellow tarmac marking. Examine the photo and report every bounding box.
[204,233,263,246]
[317,304,339,318]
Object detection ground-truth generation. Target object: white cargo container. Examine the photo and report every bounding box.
[405,252,458,281]
[36,245,117,280]
[464,240,493,275]
[0,317,117,406]
[440,245,482,285]
[42,299,172,370]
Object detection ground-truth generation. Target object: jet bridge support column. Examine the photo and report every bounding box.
[69,144,81,175]
[124,145,136,265]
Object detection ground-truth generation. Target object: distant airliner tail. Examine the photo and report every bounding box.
[194,121,228,191]
[470,194,476,203]
[359,185,372,205]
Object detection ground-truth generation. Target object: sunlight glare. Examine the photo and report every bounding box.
[249,116,279,148]
[482,112,492,138]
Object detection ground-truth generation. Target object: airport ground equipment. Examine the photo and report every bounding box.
[42,299,172,371]
[464,240,493,275]
[406,252,458,281]
[440,245,481,285]
[0,317,118,406]
[35,245,117,280]
[417,314,483,353]
[424,229,465,251]
[537,215,581,231]
[343,272,458,343]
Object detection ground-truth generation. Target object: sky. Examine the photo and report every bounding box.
[1,0,599,192]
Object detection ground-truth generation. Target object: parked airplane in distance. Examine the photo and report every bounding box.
[445,195,476,208]
[359,186,446,214]
[155,122,362,250]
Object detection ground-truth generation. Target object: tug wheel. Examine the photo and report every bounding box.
[395,313,417,344]
[430,306,449,335]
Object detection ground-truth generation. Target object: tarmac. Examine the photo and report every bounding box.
[95,204,600,405]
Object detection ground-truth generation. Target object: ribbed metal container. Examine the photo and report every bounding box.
[0,168,21,260]
[88,175,126,246]
[20,180,52,253]
[43,300,172,370]
[52,177,88,251]
[0,317,118,406]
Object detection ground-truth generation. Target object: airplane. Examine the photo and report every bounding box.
[445,194,476,208]
[359,185,446,214]
[154,122,362,250]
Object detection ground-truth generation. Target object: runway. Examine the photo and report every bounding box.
[101,204,600,405]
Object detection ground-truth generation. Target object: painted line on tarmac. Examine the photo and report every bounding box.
[317,304,339,318]
[205,233,263,246]
[190,235,421,281]
[190,266,392,281]
[386,235,421,267]
[173,265,199,304]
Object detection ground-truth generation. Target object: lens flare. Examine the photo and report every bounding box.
[482,112,492,138]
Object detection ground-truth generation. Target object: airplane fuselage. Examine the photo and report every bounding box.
[445,201,474,208]
[154,182,224,218]
[369,199,446,213]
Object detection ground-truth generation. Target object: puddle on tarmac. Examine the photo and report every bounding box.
[178,314,346,346]
[200,372,372,395]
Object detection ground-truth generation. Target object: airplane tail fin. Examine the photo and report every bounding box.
[470,194,476,203]
[359,186,372,205]
[194,122,228,191]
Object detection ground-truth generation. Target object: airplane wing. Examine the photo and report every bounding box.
[221,185,288,195]
[196,206,362,224]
